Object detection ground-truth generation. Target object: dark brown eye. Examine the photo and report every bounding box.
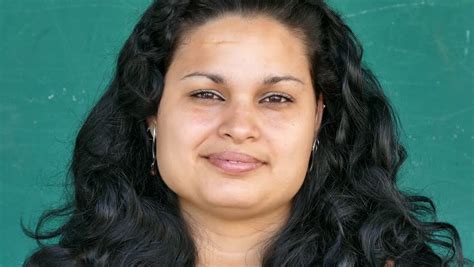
[261,93,293,104]
[190,90,224,101]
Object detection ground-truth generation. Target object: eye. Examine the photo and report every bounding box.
[189,90,293,104]
[189,89,224,101]
[260,93,294,104]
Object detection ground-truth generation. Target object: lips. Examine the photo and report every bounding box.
[204,151,264,175]
[208,151,263,163]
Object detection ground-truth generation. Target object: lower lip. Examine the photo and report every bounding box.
[205,157,264,175]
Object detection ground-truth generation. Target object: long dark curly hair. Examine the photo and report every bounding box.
[23,0,467,266]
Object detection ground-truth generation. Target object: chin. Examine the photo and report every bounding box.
[204,191,260,209]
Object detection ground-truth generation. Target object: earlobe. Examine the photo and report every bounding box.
[146,117,158,140]
[314,93,325,131]
[146,116,157,129]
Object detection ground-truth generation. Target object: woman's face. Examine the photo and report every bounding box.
[149,15,324,219]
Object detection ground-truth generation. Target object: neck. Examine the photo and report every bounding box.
[179,200,291,267]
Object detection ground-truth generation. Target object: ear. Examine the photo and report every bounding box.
[146,116,157,131]
[314,93,324,136]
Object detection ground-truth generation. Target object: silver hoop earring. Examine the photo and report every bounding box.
[308,138,319,173]
[148,126,157,176]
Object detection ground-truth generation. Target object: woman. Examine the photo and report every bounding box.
[23,0,467,266]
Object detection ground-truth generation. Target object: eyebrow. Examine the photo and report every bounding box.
[181,71,305,85]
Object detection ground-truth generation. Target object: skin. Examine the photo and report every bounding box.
[148,15,324,266]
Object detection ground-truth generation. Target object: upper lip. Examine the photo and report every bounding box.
[204,151,264,164]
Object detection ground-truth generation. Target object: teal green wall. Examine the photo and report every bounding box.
[1,0,472,265]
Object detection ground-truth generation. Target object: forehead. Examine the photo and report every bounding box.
[167,15,311,84]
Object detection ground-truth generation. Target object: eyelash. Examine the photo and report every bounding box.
[190,89,294,104]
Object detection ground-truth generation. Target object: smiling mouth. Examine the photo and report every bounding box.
[203,156,264,175]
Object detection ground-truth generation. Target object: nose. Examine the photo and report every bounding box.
[217,100,260,143]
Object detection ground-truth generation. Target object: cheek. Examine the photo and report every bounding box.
[154,104,216,193]
[270,124,313,184]
[157,101,216,152]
